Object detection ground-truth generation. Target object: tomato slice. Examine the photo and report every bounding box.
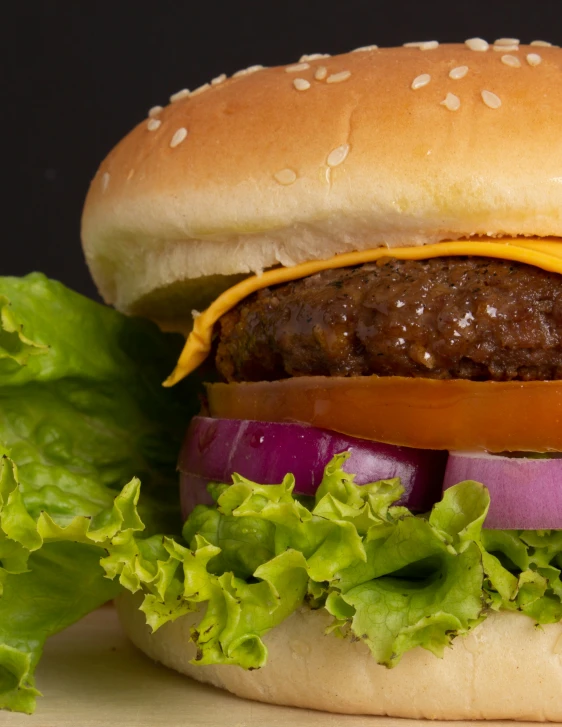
[207,376,562,452]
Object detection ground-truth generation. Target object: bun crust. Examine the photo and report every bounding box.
[116,593,562,721]
[82,44,562,327]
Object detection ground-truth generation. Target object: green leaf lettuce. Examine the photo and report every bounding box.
[98,455,562,674]
[0,274,196,712]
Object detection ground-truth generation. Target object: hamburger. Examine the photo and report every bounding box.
[78,39,562,720]
[1,39,561,719]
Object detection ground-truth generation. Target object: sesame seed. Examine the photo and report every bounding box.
[441,93,461,111]
[191,83,210,97]
[127,169,135,181]
[493,44,519,52]
[211,74,227,85]
[530,40,552,47]
[420,41,439,50]
[170,127,188,148]
[481,90,502,109]
[449,65,469,79]
[501,54,521,68]
[527,53,542,66]
[148,105,163,118]
[352,44,379,52]
[300,53,330,61]
[170,88,190,103]
[233,65,264,78]
[101,172,110,192]
[327,144,350,167]
[403,40,439,50]
[326,70,351,83]
[411,73,431,90]
[293,78,311,91]
[147,118,161,131]
[286,62,310,72]
[465,37,489,51]
[315,66,328,80]
[274,169,297,185]
[494,37,520,46]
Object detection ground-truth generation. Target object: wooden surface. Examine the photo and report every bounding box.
[2,607,552,727]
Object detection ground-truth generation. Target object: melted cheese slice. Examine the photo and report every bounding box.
[165,238,562,386]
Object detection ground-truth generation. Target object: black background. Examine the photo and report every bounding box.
[5,1,562,301]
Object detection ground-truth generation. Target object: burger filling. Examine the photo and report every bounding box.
[216,257,562,382]
[2,269,562,716]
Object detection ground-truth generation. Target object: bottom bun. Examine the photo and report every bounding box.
[116,592,562,721]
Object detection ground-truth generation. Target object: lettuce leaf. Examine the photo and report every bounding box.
[482,529,562,621]
[98,455,562,676]
[0,455,136,711]
[0,274,199,531]
[0,274,196,713]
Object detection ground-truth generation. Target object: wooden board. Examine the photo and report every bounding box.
[1,607,553,727]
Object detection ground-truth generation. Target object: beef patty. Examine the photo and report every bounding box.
[215,257,562,382]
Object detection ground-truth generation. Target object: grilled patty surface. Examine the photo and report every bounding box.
[216,257,562,383]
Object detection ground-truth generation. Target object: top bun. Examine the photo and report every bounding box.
[82,41,562,329]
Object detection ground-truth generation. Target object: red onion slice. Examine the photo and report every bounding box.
[179,416,446,519]
[443,451,562,530]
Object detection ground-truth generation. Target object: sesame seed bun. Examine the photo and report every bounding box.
[117,591,562,721]
[81,42,562,329]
